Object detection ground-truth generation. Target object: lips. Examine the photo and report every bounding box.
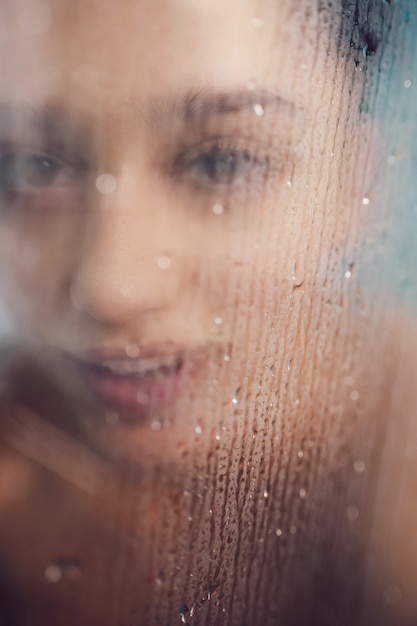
[68,345,187,414]
[96,353,181,377]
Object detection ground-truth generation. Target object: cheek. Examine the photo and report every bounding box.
[0,214,77,323]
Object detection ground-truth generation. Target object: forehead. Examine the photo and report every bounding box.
[0,1,328,81]
[0,0,343,138]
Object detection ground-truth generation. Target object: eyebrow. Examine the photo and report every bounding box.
[0,87,296,143]
[145,88,296,127]
[0,102,91,156]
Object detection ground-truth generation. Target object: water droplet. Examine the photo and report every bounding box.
[96,173,117,195]
[245,80,256,91]
[212,203,224,215]
[292,277,304,289]
[297,450,304,459]
[157,255,171,269]
[214,316,223,325]
[347,505,359,521]
[137,391,150,405]
[263,489,269,499]
[179,605,189,624]
[105,411,119,425]
[223,354,231,362]
[345,270,352,279]
[353,460,366,473]
[362,196,371,206]
[215,433,221,441]
[252,17,264,28]
[232,397,238,405]
[195,424,202,435]
[253,103,265,116]
[299,488,307,499]
[190,603,198,617]
[384,584,402,605]
[155,571,165,586]
[125,343,140,358]
[45,564,63,583]
[207,583,219,600]
[404,79,412,89]
[44,559,82,583]
[275,528,283,537]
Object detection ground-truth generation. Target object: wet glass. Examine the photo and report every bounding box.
[0,1,416,624]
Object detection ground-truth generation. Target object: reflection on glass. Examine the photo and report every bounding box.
[0,1,416,624]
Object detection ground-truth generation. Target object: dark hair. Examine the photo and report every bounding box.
[339,0,395,64]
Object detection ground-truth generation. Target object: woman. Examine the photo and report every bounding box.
[0,0,416,624]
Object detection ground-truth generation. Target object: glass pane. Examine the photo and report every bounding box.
[0,1,416,624]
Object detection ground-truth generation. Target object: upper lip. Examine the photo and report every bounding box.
[64,342,195,372]
[73,342,183,361]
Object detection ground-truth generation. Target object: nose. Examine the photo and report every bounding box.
[69,173,182,325]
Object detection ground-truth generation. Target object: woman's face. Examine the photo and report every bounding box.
[0,1,384,624]
[0,0,361,460]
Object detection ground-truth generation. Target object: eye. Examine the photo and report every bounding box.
[0,148,77,193]
[188,146,252,185]
[174,141,266,188]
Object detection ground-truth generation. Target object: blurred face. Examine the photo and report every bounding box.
[0,0,361,459]
[0,1,379,624]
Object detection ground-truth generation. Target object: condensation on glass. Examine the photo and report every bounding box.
[0,1,416,625]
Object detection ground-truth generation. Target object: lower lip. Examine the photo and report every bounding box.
[79,362,184,414]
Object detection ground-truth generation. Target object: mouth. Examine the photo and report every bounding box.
[67,345,187,415]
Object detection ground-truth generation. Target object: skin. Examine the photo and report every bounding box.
[0,0,350,466]
[0,1,416,625]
